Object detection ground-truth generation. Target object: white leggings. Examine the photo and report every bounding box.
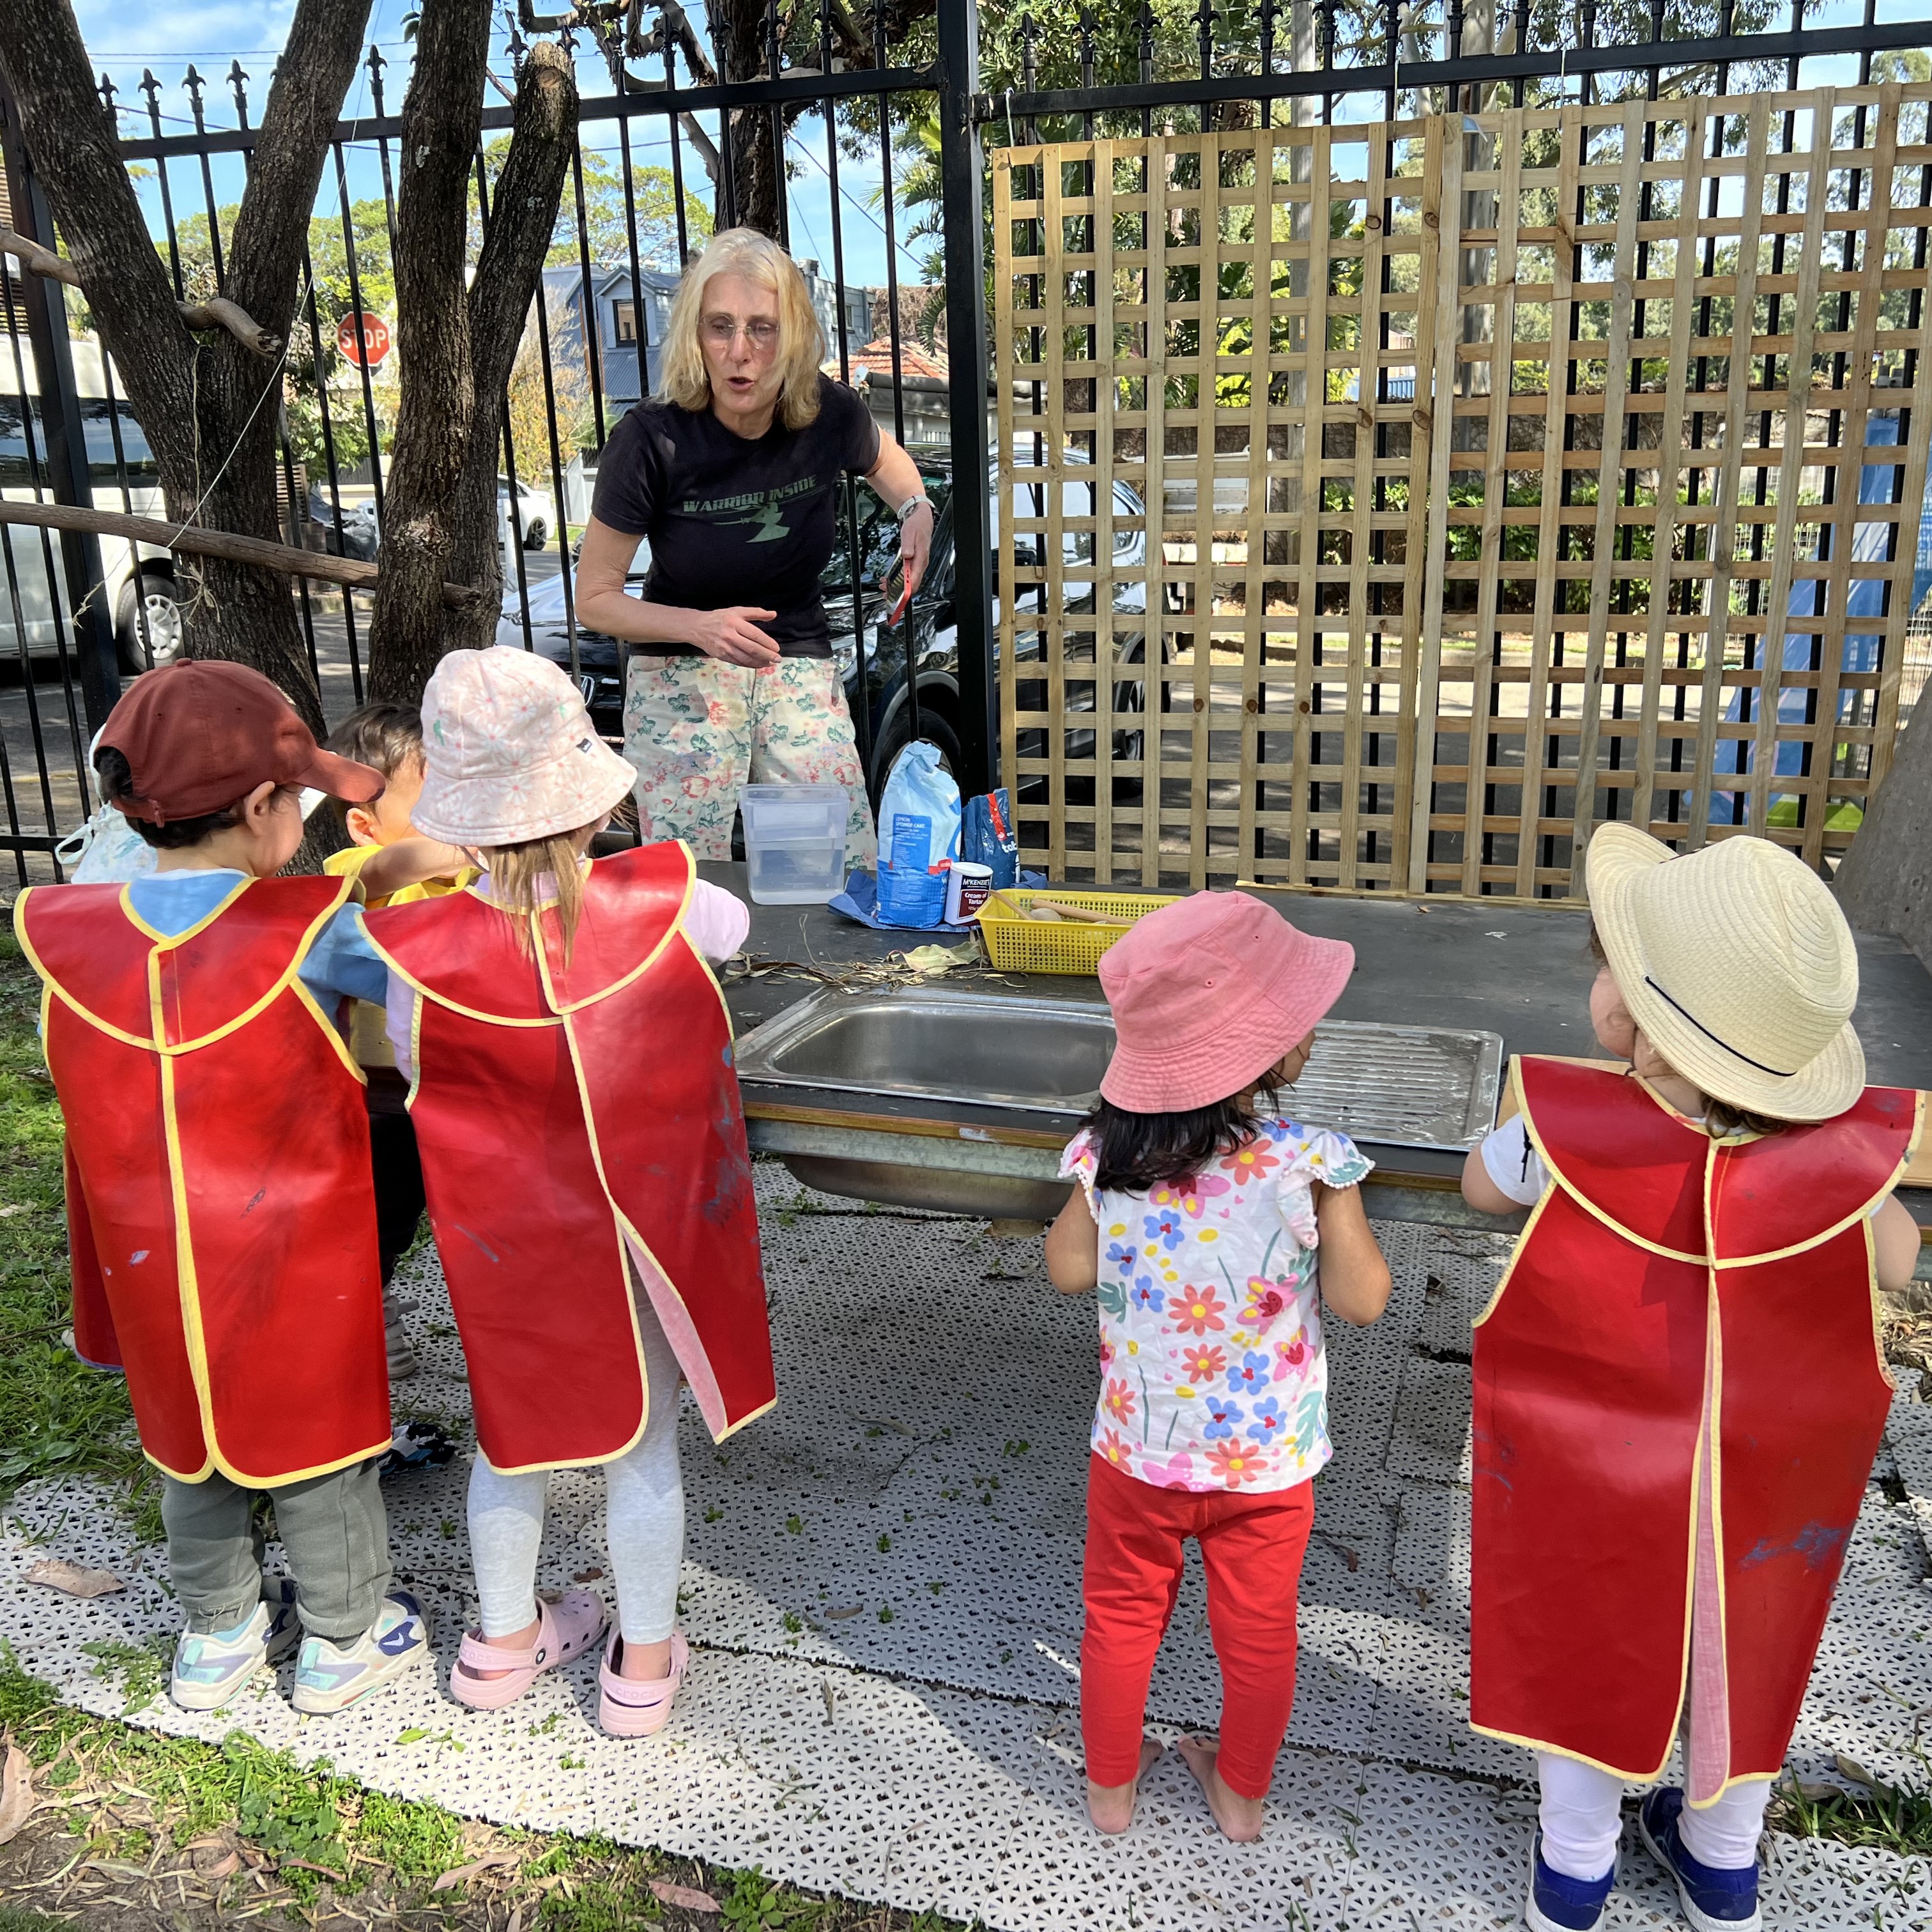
[466,1291,684,1646]
[1538,1752,1772,1880]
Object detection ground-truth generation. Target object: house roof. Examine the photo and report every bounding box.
[838,337,949,383]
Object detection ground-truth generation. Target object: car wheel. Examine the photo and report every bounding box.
[116,572,183,672]
[522,518,548,551]
[868,697,963,803]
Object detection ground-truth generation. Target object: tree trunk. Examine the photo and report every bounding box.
[365,0,491,698]
[0,0,372,739]
[367,34,577,694]
[710,0,784,238]
[1835,703,1932,967]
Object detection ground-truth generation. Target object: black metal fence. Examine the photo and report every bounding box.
[3,0,1928,885]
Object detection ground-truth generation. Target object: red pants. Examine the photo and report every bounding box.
[1081,1452,1314,1800]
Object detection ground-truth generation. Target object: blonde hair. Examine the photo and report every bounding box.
[657,228,825,431]
[482,828,595,961]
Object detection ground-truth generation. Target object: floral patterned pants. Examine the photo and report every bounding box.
[622,652,878,868]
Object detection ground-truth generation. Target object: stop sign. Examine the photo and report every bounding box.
[337,312,391,367]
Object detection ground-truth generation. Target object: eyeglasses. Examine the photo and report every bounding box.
[702,316,780,351]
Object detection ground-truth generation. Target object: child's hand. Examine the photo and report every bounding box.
[1313,1181,1392,1324]
[1044,1186,1100,1294]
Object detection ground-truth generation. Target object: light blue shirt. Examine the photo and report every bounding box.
[123,868,389,1009]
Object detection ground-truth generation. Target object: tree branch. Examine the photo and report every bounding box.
[224,0,374,341]
[0,225,281,356]
[0,498,481,608]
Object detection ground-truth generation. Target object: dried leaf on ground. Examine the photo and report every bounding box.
[23,1558,125,1597]
[0,1737,33,1844]
[1835,1753,1877,1787]
[648,1876,721,1912]
[431,1847,521,1890]
[199,1850,241,1881]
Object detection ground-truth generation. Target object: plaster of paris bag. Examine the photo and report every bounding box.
[875,740,960,928]
[56,727,156,884]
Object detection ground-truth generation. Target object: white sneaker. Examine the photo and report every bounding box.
[170,1579,300,1710]
[291,1589,433,1714]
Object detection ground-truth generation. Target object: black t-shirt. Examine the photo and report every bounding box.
[590,377,882,659]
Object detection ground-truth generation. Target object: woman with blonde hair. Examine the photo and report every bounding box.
[575,227,935,866]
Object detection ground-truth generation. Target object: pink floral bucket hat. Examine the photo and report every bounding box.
[412,646,638,847]
[1098,891,1355,1113]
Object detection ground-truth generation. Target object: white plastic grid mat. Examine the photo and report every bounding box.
[3,1170,1928,1930]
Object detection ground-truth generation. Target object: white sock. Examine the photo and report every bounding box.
[1537,1752,1625,1882]
[1677,1778,1771,1872]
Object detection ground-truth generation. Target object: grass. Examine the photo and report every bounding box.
[0,1644,963,1927]
[1768,1762,1932,1860]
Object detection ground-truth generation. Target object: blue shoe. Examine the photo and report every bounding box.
[1639,1788,1761,1931]
[1525,1834,1614,1931]
[169,1578,300,1711]
[291,1588,433,1714]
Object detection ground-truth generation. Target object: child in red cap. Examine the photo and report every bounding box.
[1044,890,1392,1840]
[14,661,432,1717]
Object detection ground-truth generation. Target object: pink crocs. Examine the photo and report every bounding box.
[449,1588,608,1711]
[598,1628,688,1738]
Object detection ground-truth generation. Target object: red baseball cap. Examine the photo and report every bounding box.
[1098,891,1355,1112]
[100,661,384,826]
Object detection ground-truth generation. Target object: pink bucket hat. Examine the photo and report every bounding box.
[1098,891,1355,1113]
[412,646,638,847]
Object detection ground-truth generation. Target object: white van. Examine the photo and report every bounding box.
[0,338,181,670]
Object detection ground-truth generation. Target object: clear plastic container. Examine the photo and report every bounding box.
[739,783,850,905]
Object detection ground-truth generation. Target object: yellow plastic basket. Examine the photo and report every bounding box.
[974,887,1179,976]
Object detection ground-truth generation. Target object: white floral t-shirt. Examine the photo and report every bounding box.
[1059,1119,1374,1495]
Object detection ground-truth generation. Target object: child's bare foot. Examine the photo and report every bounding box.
[1176,1735,1264,1842]
[615,1635,673,1682]
[1085,1736,1163,1834]
[467,1611,540,1681]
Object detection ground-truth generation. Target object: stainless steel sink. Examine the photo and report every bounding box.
[733,983,1503,1221]
[734,985,1114,1116]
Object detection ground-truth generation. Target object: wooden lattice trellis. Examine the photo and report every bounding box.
[992,86,1932,898]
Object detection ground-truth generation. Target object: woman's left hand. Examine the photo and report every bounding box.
[898,500,934,598]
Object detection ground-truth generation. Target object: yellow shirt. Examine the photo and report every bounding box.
[323,843,476,1069]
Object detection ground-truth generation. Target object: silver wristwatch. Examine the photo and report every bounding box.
[896,494,933,523]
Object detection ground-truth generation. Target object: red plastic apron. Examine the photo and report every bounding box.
[363,841,773,1473]
[1470,1057,1919,1793]
[14,876,390,1486]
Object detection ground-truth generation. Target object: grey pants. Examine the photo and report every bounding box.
[160,1459,392,1643]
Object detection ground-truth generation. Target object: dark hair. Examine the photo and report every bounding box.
[94,744,247,849]
[325,702,424,782]
[1584,921,1786,1138]
[1084,1073,1282,1193]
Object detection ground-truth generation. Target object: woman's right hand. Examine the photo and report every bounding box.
[687,606,782,667]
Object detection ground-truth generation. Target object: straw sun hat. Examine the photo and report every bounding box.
[1584,823,1864,1122]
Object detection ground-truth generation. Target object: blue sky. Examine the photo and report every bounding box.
[68,0,924,293]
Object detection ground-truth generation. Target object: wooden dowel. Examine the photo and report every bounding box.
[0,499,480,610]
[1029,897,1117,924]
[0,227,282,359]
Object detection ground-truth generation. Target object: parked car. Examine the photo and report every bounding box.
[494,441,1156,808]
[1,356,183,672]
[306,487,379,563]
[499,478,555,551]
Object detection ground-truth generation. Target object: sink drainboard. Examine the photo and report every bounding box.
[732,983,1503,1153]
